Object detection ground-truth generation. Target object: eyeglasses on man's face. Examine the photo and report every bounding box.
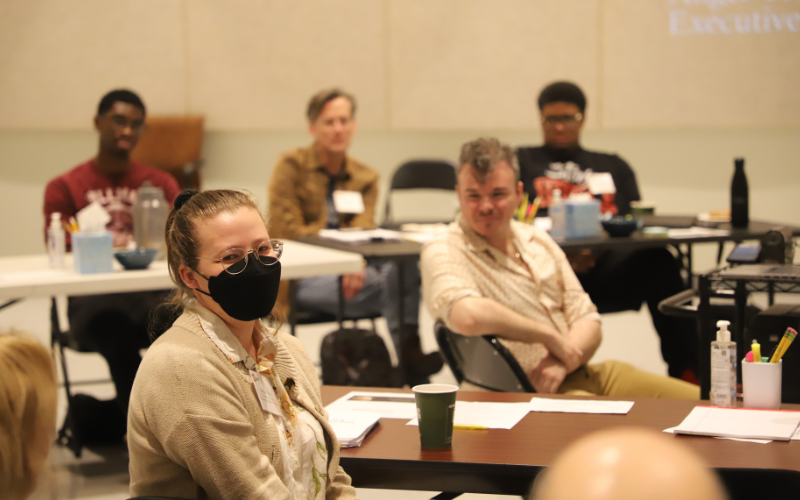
[110,114,146,133]
[196,240,284,275]
[541,113,583,127]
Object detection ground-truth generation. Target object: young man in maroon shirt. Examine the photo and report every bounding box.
[44,89,180,444]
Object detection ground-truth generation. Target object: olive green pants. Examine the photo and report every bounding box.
[460,360,699,399]
[558,360,699,399]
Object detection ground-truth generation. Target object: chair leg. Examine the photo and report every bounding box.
[51,297,82,458]
[55,339,82,458]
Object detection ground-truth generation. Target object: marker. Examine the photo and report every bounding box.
[525,197,542,224]
[516,193,530,221]
[751,340,761,363]
[453,424,488,430]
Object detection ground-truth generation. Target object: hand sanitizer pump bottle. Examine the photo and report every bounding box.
[711,320,737,407]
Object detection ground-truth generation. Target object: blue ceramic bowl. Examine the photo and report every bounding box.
[114,248,158,270]
[601,216,640,237]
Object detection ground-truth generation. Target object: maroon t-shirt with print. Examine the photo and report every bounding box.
[44,159,181,249]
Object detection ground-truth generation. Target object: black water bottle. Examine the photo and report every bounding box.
[731,158,749,228]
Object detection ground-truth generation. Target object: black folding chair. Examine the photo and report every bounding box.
[383,160,457,225]
[434,320,535,393]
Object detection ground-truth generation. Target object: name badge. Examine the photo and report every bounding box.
[586,172,616,195]
[250,372,282,416]
[333,190,365,214]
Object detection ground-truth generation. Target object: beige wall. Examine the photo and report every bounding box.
[1,0,798,129]
[1,1,799,262]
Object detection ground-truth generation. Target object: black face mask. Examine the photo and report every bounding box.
[194,256,282,321]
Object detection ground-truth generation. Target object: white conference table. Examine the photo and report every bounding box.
[0,240,364,301]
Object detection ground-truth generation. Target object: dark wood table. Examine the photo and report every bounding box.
[322,386,800,496]
[304,218,799,273]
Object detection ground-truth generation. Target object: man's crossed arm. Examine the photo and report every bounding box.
[448,296,601,393]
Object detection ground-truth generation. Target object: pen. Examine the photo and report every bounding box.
[751,340,761,363]
[453,424,488,430]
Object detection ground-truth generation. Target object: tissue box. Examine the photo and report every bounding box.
[565,200,601,239]
[72,232,113,274]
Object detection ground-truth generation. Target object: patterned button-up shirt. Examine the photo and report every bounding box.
[421,216,601,375]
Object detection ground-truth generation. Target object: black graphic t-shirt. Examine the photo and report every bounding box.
[517,146,641,216]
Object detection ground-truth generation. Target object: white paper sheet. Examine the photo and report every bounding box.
[324,391,417,419]
[319,229,404,244]
[672,406,800,441]
[663,426,773,444]
[666,419,800,444]
[529,397,634,415]
[667,227,730,238]
[406,401,531,430]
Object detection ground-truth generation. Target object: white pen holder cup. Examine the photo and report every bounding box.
[72,231,113,274]
[742,360,782,409]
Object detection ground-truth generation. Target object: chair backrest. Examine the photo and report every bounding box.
[130,115,204,190]
[384,160,457,224]
[434,320,535,393]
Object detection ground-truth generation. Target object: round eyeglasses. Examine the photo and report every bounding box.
[196,240,283,275]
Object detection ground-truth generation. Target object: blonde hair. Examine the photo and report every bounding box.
[0,334,57,500]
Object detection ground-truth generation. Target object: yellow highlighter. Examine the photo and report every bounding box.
[751,340,761,363]
[453,424,488,430]
[517,193,529,221]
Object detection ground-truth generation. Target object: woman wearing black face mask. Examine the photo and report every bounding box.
[128,189,356,500]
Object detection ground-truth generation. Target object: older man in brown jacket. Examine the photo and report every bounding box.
[268,88,442,386]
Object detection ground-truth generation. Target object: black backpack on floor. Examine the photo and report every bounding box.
[320,328,396,387]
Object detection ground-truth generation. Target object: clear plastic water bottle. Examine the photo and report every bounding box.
[47,212,66,268]
[133,182,169,257]
[549,189,565,241]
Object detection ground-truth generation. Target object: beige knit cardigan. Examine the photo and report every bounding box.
[127,311,357,500]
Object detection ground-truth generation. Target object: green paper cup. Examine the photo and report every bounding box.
[412,384,458,449]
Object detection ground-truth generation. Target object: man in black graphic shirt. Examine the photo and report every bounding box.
[517,82,697,382]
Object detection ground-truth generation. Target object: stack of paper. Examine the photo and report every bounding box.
[672,406,800,441]
[319,229,404,244]
[326,411,381,448]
